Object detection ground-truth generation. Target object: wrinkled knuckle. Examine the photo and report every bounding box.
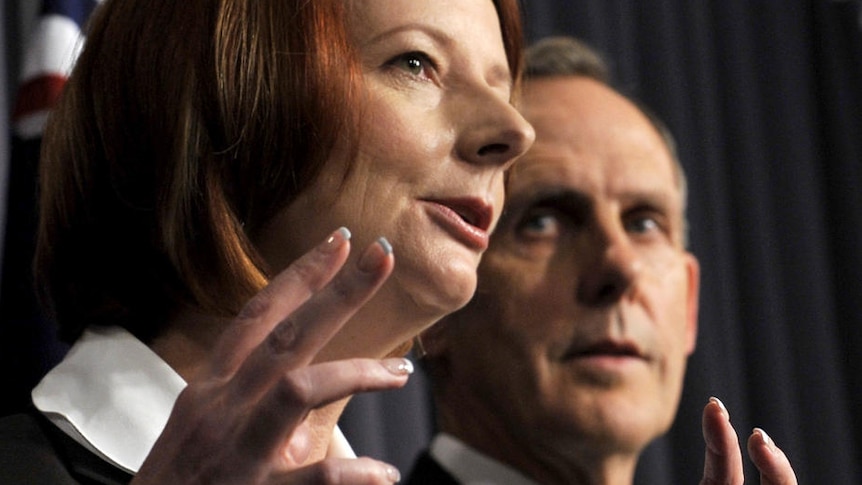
[328,273,354,303]
[290,258,320,286]
[172,384,215,421]
[348,360,376,391]
[266,318,300,354]
[236,293,272,321]
[314,459,343,484]
[348,358,367,376]
[275,371,315,407]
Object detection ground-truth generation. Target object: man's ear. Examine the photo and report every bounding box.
[684,253,700,356]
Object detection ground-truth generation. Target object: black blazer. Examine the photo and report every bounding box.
[404,450,461,485]
[0,409,133,484]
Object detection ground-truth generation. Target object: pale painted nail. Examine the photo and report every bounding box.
[710,396,730,420]
[385,465,401,483]
[322,227,351,253]
[358,237,392,272]
[754,427,776,453]
[377,236,393,255]
[384,358,414,376]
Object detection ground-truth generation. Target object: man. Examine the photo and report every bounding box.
[406,37,796,485]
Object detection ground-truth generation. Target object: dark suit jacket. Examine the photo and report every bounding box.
[0,409,134,484]
[405,450,461,485]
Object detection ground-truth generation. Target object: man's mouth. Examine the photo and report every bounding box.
[564,341,646,361]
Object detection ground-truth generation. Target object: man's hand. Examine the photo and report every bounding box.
[701,396,798,485]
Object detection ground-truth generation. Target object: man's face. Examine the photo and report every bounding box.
[430,76,699,456]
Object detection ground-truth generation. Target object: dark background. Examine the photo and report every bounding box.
[3,1,861,483]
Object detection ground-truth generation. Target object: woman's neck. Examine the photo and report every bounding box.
[150,309,227,382]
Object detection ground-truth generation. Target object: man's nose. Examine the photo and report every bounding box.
[575,226,641,307]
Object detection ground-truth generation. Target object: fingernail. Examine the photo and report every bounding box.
[710,396,729,420]
[377,236,393,255]
[358,237,392,272]
[385,465,401,483]
[322,227,351,254]
[754,427,776,453]
[383,358,414,376]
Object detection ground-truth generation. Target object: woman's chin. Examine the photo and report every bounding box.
[402,267,478,319]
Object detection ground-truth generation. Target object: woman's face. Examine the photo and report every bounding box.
[256,0,534,358]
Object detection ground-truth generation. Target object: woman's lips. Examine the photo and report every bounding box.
[422,197,493,251]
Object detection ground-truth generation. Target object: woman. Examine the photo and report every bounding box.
[0,0,534,483]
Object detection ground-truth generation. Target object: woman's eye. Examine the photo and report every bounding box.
[387,52,433,78]
[401,55,424,76]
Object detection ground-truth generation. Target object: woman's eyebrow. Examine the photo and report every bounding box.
[363,24,512,89]
[362,23,449,48]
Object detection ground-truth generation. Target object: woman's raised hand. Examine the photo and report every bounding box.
[133,228,408,484]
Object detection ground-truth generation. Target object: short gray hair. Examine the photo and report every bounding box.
[525,36,610,82]
[524,36,690,247]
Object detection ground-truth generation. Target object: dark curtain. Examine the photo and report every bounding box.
[4,1,862,483]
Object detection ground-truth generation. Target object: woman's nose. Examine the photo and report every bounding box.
[455,91,535,169]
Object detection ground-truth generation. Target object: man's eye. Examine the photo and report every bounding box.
[626,216,660,234]
[517,213,561,239]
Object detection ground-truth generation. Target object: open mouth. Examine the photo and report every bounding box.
[420,197,494,251]
[434,198,493,231]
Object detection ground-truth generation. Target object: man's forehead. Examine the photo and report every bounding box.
[506,151,577,198]
[509,150,677,198]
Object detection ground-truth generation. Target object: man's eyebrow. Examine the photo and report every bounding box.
[619,190,675,213]
[501,188,591,221]
[508,187,590,209]
[505,186,676,215]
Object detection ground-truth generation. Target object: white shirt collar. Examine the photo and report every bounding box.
[429,433,540,485]
[33,325,355,474]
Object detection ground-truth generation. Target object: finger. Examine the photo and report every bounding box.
[270,457,401,485]
[231,237,394,398]
[747,428,798,485]
[700,396,744,485]
[239,357,414,462]
[211,227,354,376]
